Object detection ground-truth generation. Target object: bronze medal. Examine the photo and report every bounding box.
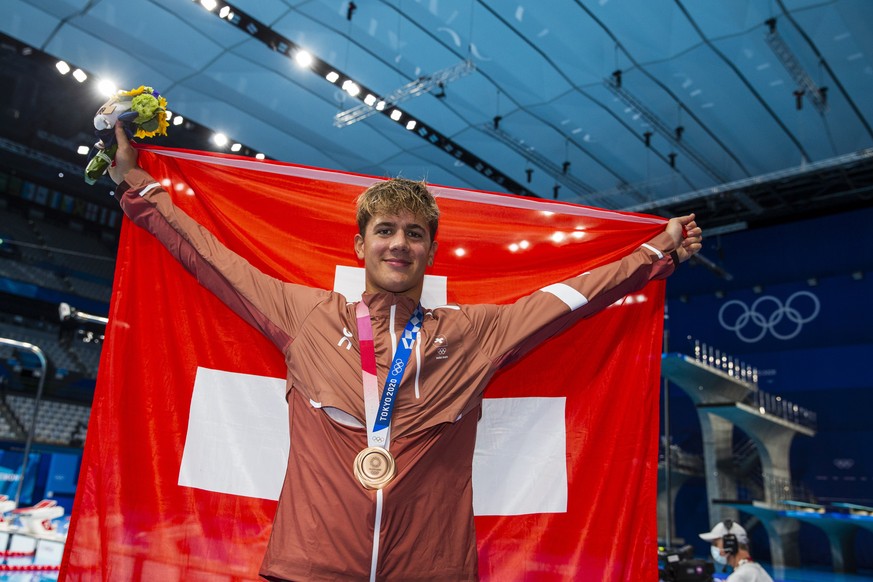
[353,446,396,490]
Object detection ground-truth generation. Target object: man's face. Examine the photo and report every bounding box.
[712,538,732,564]
[354,210,438,300]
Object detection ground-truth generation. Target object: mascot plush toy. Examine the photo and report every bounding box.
[84,86,168,184]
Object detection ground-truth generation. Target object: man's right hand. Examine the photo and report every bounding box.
[108,123,139,185]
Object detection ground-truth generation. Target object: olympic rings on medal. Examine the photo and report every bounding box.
[718,291,820,343]
[391,358,405,376]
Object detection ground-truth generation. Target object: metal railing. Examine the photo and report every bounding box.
[0,338,47,506]
[683,337,818,431]
[743,389,817,430]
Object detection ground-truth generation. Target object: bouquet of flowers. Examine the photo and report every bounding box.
[84,85,169,184]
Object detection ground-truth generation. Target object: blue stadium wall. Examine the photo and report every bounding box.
[664,205,873,567]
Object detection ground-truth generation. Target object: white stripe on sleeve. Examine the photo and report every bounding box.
[139,182,162,197]
[540,283,589,311]
[640,243,664,259]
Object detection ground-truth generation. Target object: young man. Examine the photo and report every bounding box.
[108,123,702,581]
[700,520,775,582]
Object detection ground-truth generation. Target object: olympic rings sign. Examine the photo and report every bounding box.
[391,358,405,376]
[718,291,820,343]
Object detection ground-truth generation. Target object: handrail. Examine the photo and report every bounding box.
[0,338,47,506]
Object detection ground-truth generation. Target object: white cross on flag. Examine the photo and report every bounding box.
[64,148,667,580]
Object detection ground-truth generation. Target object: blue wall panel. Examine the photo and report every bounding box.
[662,206,873,567]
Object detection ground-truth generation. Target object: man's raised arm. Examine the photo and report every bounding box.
[465,215,702,369]
[107,123,326,351]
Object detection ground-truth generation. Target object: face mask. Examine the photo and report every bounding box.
[711,545,728,565]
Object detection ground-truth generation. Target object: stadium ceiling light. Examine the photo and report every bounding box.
[219,5,231,18]
[212,132,229,147]
[294,50,313,68]
[55,60,70,75]
[77,145,90,155]
[165,110,173,120]
[390,110,402,121]
[255,153,265,160]
[201,0,218,11]
[375,101,386,111]
[342,80,360,97]
[97,79,117,97]
[406,120,417,130]
[173,115,184,126]
[72,69,87,83]
[231,143,242,152]
[325,71,339,83]
[363,94,376,106]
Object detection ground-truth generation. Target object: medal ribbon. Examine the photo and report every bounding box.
[355,301,423,449]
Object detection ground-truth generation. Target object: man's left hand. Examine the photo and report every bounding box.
[666,214,702,263]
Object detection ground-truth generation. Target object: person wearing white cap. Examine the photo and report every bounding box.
[699,519,774,582]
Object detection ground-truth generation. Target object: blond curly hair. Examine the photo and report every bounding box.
[356,178,440,239]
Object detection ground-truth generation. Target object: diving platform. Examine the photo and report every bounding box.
[662,352,817,569]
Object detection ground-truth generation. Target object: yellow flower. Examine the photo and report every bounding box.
[155,112,169,136]
[120,85,151,98]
